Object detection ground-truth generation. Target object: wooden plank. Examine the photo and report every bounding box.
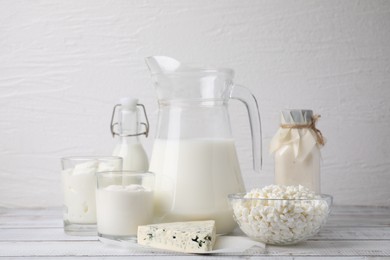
[1,206,389,228]
[312,226,390,240]
[326,214,390,227]
[0,208,62,228]
[1,226,390,242]
[265,241,390,257]
[0,207,61,218]
[330,205,390,215]
[0,257,369,260]
[325,206,390,227]
[0,241,139,257]
[0,240,389,257]
[0,228,96,241]
[0,206,389,258]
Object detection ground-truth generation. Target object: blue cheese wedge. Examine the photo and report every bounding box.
[137,220,216,253]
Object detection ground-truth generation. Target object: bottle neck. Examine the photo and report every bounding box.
[118,109,140,143]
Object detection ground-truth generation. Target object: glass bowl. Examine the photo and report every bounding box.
[228,193,332,245]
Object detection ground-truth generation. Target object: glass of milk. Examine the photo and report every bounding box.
[96,171,155,241]
[61,156,123,235]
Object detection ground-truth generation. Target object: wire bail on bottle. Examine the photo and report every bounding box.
[110,103,149,138]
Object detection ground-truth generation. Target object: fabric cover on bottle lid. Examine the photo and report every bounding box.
[270,109,323,161]
[281,109,313,125]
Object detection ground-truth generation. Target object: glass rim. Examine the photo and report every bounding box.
[228,193,333,202]
[61,156,123,161]
[150,68,234,77]
[96,170,155,177]
[158,98,228,105]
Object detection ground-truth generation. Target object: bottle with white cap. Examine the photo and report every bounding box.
[110,98,149,171]
[269,109,326,193]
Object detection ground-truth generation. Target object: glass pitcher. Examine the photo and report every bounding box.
[145,56,262,234]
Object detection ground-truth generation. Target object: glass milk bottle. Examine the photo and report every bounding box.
[270,109,325,193]
[110,97,149,171]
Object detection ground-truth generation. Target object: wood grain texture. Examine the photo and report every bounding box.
[0,206,389,258]
[0,0,390,207]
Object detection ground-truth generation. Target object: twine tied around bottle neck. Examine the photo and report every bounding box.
[280,114,325,146]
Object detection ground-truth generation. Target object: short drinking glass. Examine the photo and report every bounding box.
[96,171,155,241]
[61,156,122,235]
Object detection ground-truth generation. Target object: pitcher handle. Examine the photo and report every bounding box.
[230,85,262,172]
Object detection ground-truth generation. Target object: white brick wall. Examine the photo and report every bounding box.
[1,0,389,207]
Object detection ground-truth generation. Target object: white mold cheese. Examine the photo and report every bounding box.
[137,220,216,253]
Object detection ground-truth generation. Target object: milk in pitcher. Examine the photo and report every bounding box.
[150,138,245,235]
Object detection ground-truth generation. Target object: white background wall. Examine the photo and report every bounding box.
[1,0,389,208]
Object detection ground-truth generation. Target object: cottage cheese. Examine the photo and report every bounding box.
[231,185,330,245]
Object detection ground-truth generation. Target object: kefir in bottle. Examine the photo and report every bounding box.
[111,98,149,171]
[270,109,325,193]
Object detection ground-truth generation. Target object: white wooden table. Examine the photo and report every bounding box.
[1,206,389,259]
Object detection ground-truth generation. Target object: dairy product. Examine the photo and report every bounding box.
[96,184,153,236]
[137,220,216,253]
[62,161,97,224]
[61,160,117,224]
[274,144,321,193]
[231,185,330,245]
[270,110,324,194]
[111,97,149,171]
[113,142,149,171]
[149,138,245,234]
